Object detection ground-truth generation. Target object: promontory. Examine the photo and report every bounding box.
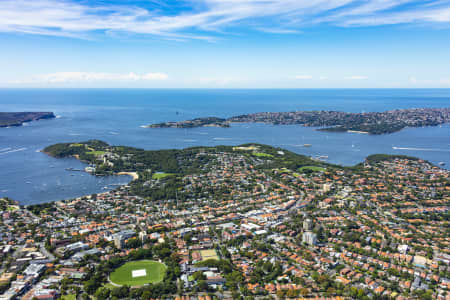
[0,112,55,127]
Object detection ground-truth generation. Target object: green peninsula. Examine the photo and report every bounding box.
[43,140,427,202]
[44,140,328,199]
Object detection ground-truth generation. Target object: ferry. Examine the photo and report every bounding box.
[65,167,83,172]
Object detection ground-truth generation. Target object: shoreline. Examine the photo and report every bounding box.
[117,171,139,180]
[347,130,369,134]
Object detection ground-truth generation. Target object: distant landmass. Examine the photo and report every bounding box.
[0,112,55,127]
[147,107,449,134]
[147,117,229,128]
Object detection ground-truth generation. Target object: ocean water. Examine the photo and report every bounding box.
[0,88,449,205]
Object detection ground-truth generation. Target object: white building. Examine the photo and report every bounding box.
[303,218,313,231]
[302,231,317,246]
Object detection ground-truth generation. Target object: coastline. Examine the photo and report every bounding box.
[117,171,139,180]
[347,130,369,134]
[0,112,56,128]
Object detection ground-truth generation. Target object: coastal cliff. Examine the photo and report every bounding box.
[0,112,56,127]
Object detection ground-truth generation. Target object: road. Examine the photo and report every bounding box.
[39,242,56,261]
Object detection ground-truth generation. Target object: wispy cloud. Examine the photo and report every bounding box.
[409,76,450,86]
[294,75,313,80]
[8,72,169,84]
[257,28,300,34]
[0,0,449,40]
[440,78,450,85]
[345,75,368,80]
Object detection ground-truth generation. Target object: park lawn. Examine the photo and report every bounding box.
[86,150,106,156]
[110,260,167,287]
[61,294,76,300]
[298,166,326,172]
[252,152,274,158]
[152,172,174,179]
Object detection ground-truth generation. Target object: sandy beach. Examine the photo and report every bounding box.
[117,171,139,180]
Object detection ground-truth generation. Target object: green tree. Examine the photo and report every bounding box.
[94,287,110,300]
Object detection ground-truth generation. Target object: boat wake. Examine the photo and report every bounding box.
[213,137,234,141]
[392,146,450,152]
[0,147,27,155]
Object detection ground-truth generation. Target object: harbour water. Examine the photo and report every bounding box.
[0,88,449,205]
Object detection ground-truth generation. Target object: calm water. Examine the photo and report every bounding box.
[0,89,449,205]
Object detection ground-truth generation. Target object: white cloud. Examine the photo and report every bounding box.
[196,77,233,86]
[409,76,450,86]
[409,76,433,84]
[295,75,313,80]
[9,72,168,84]
[0,0,449,40]
[319,76,328,80]
[440,78,450,84]
[345,75,368,80]
[257,27,300,34]
[409,76,418,84]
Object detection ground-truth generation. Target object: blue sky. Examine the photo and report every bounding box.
[1,0,450,88]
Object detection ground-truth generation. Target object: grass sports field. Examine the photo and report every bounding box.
[200,249,219,261]
[298,166,326,172]
[252,152,274,158]
[109,260,167,286]
[152,172,174,179]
